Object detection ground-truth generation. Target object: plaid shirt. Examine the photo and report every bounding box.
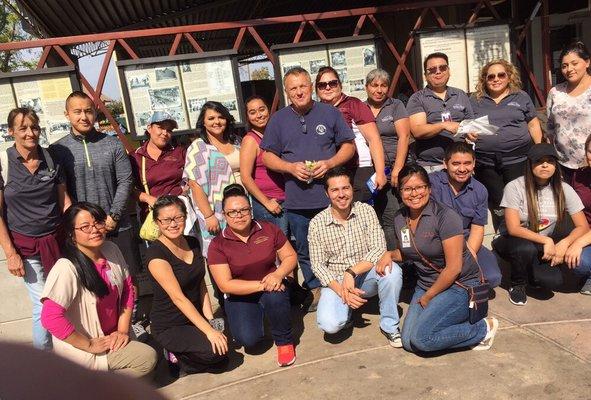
[308,201,386,286]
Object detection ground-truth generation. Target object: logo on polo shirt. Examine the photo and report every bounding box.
[254,236,270,245]
[452,103,464,110]
[507,101,521,108]
[381,115,394,122]
[316,124,327,135]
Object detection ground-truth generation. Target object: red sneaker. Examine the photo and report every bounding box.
[277,344,296,367]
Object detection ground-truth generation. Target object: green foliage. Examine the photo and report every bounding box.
[0,1,38,72]
[106,100,124,117]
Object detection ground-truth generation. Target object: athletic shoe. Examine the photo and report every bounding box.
[277,344,296,367]
[509,286,527,306]
[131,321,149,342]
[304,288,322,313]
[580,277,591,295]
[380,328,403,348]
[473,317,499,351]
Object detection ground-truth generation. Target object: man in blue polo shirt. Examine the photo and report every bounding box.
[261,66,356,311]
[407,52,473,172]
[429,141,501,287]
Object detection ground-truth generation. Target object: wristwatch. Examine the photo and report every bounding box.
[345,268,357,278]
[109,212,121,222]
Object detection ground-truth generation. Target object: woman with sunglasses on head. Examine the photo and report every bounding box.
[377,164,498,353]
[315,66,387,203]
[40,202,157,376]
[184,101,241,256]
[469,59,543,229]
[146,196,228,375]
[492,144,591,306]
[239,96,287,235]
[0,108,71,351]
[208,184,298,367]
[546,41,591,183]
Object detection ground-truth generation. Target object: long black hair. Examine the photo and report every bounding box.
[63,202,109,298]
[195,101,237,144]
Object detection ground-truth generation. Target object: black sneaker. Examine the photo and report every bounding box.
[509,286,527,306]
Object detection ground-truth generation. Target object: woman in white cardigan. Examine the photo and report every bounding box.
[41,202,156,377]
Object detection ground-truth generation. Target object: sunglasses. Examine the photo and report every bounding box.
[316,79,339,90]
[299,115,306,134]
[486,72,508,81]
[425,65,449,75]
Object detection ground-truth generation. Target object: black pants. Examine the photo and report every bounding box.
[153,324,228,374]
[475,160,526,230]
[492,235,563,289]
[351,166,375,203]
[108,227,143,280]
[374,183,401,251]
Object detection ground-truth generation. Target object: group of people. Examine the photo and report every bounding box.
[3,39,591,378]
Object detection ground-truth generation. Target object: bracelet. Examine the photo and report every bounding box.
[204,212,215,219]
[345,268,357,278]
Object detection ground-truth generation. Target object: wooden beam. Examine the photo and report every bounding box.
[169,33,183,56]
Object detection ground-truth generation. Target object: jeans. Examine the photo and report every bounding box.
[224,290,293,347]
[351,166,375,203]
[476,246,502,288]
[23,256,52,350]
[317,263,403,334]
[286,208,323,289]
[251,197,289,237]
[374,184,401,251]
[573,246,591,279]
[401,282,487,353]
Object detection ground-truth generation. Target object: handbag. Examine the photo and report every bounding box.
[408,219,489,324]
[138,156,160,241]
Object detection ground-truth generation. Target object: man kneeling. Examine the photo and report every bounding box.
[308,167,403,346]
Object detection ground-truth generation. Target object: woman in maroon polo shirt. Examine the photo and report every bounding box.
[208,184,298,367]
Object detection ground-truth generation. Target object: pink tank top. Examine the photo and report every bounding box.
[246,131,285,201]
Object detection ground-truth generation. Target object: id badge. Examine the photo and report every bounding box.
[401,227,411,248]
[441,111,452,122]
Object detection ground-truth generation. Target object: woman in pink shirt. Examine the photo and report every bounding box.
[40,202,157,376]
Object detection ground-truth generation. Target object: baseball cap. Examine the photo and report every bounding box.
[527,143,558,162]
[147,111,178,128]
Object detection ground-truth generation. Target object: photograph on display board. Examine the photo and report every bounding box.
[188,97,207,113]
[350,79,365,92]
[149,87,182,110]
[49,122,70,136]
[0,124,10,142]
[363,47,376,67]
[19,98,44,114]
[330,51,346,67]
[155,66,178,81]
[129,74,149,89]
[309,59,326,74]
[181,62,192,73]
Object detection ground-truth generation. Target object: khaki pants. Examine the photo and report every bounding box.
[107,340,157,378]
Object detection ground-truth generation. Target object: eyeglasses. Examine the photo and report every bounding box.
[299,115,306,134]
[74,221,106,234]
[486,72,508,81]
[316,79,339,91]
[156,215,186,226]
[425,65,449,75]
[400,184,429,195]
[224,207,251,218]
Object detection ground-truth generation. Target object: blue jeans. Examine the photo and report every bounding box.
[401,282,487,353]
[252,198,289,237]
[286,208,324,289]
[317,263,403,334]
[477,246,502,288]
[23,256,52,350]
[224,290,293,347]
[573,246,591,279]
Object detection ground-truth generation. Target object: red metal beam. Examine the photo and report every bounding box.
[169,33,182,56]
[95,40,116,101]
[247,26,275,64]
[517,1,542,47]
[353,15,367,36]
[541,0,551,96]
[36,46,52,69]
[293,21,307,43]
[0,0,480,51]
[233,27,246,51]
[308,20,327,40]
[429,8,446,28]
[467,1,485,25]
[483,0,501,20]
[183,33,204,53]
[117,39,139,59]
[516,49,546,107]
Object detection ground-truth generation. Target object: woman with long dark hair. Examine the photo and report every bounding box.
[183,101,241,256]
[493,144,591,306]
[40,202,157,376]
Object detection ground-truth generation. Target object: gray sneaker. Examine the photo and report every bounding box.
[380,328,402,348]
[581,278,591,295]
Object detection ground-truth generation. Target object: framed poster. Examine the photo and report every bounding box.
[466,24,511,91]
[117,50,243,138]
[418,29,469,92]
[272,35,379,107]
[0,66,79,149]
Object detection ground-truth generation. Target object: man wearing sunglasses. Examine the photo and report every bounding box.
[407,52,474,172]
[261,67,356,312]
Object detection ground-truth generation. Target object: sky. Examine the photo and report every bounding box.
[78,53,121,100]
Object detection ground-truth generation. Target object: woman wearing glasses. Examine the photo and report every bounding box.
[315,66,387,203]
[184,101,241,256]
[208,184,298,367]
[146,196,228,374]
[377,164,498,353]
[40,203,157,376]
[470,59,543,229]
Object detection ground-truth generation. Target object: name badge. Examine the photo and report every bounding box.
[441,111,452,122]
[401,227,411,248]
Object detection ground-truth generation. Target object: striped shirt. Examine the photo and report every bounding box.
[308,201,386,286]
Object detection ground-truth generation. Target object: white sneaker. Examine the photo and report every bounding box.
[381,328,403,348]
[473,317,499,351]
[131,322,149,342]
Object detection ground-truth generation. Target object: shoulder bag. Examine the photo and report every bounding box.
[138,156,160,241]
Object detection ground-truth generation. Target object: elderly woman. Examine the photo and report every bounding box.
[40,202,157,376]
[208,184,298,367]
[146,195,228,374]
[546,41,591,182]
[378,164,498,353]
[0,107,71,350]
[315,66,386,203]
[470,59,543,228]
[365,68,411,249]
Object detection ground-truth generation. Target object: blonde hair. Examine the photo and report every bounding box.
[474,59,522,99]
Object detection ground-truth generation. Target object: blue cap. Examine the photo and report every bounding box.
[147,111,178,128]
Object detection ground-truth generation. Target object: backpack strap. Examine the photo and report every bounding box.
[0,149,8,185]
[40,147,55,172]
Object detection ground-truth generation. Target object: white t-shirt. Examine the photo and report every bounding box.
[499,176,584,236]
